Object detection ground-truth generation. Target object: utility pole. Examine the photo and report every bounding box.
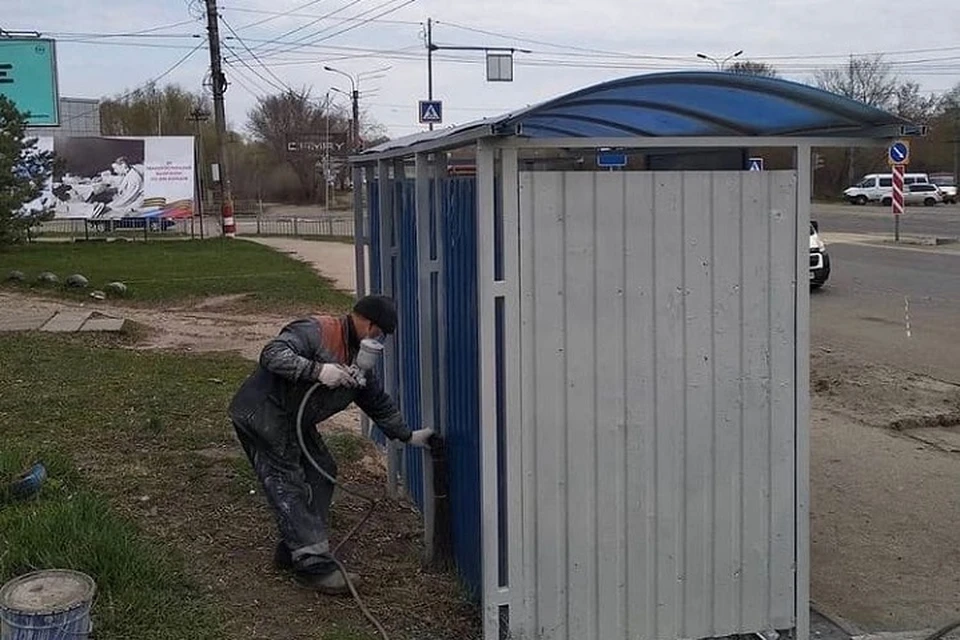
[204,0,237,238]
[427,17,434,132]
[187,107,210,239]
[424,19,528,132]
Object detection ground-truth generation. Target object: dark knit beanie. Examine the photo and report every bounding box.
[353,295,398,335]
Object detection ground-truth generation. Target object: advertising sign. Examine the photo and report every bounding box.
[22,136,196,221]
[0,38,59,126]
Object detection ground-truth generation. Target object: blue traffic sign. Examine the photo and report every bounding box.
[748,157,764,171]
[597,151,627,168]
[418,100,443,124]
[889,141,909,165]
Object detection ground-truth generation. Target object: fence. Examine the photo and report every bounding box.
[31,215,358,242]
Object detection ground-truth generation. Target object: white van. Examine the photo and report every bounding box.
[843,172,929,205]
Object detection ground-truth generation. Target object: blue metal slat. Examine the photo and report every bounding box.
[397,179,424,510]
[441,176,482,598]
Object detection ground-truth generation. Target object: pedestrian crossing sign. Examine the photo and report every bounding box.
[419,100,443,124]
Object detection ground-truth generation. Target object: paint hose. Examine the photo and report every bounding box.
[296,381,390,640]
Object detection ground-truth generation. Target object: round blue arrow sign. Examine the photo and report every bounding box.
[889,141,909,164]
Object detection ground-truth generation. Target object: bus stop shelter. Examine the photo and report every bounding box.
[349,71,920,640]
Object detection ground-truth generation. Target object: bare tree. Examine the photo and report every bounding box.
[815,56,900,186]
[247,90,351,204]
[893,81,940,123]
[728,60,779,78]
[814,55,898,108]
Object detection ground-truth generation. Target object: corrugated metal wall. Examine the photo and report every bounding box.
[512,170,799,640]
[396,179,425,510]
[366,179,389,445]
[441,177,483,597]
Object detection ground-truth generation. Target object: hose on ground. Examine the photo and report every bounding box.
[296,381,390,640]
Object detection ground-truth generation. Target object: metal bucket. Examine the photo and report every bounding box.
[0,570,96,640]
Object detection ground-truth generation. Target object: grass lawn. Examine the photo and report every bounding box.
[0,239,354,310]
[0,332,254,639]
[0,333,474,640]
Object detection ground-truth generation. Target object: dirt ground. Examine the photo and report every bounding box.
[811,347,960,633]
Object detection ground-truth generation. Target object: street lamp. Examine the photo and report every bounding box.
[324,66,360,153]
[696,49,743,71]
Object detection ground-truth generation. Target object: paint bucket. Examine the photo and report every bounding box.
[0,570,96,640]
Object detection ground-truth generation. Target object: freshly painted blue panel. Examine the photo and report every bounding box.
[367,179,387,446]
[441,176,482,598]
[396,179,425,510]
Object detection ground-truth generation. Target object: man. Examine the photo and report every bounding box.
[228,294,433,594]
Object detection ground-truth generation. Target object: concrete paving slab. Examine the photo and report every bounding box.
[40,310,93,333]
[0,309,55,332]
[79,316,126,332]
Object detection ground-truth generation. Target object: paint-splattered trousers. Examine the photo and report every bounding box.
[233,412,339,577]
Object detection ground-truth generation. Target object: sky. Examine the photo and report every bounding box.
[5,0,960,139]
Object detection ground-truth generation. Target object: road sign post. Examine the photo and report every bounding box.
[892,163,905,242]
[888,140,910,243]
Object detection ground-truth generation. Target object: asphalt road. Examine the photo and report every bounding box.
[812,238,960,383]
[813,201,960,237]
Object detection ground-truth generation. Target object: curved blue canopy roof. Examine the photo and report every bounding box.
[361,71,919,156]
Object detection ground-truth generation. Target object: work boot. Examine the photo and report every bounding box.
[294,568,361,596]
[273,542,293,571]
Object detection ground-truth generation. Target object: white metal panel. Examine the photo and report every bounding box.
[794,147,813,640]
[593,172,629,640]
[514,170,799,640]
[711,172,746,634]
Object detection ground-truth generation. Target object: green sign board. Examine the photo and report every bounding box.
[0,38,59,126]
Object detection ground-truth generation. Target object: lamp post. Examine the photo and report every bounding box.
[324,66,360,153]
[696,49,744,71]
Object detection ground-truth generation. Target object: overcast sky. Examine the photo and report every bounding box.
[7,0,960,138]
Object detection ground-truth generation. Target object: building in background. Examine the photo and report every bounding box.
[24,97,101,140]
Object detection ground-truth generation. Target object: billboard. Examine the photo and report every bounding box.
[0,38,59,126]
[22,136,196,221]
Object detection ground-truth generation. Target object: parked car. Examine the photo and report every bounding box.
[844,172,930,204]
[880,183,943,207]
[930,174,957,204]
[810,221,830,289]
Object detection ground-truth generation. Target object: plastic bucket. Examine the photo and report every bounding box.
[0,570,96,640]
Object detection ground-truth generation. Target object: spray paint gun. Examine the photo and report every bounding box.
[347,338,384,388]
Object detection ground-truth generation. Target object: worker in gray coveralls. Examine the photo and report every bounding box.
[228,295,434,594]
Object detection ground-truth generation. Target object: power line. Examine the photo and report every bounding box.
[233,0,328,30]
[224,4,419,26]
[56,42,207,126]
[223,59,269,98]
[219,16,295,93]
[253,0,417,60]
[221,41,288,93]
[48,19,199,37]
[247,0,367,54]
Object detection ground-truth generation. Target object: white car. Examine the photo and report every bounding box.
[810,221,830,289]
[931,175,957,204]
[844,172,930,204]
[880,183,943,207]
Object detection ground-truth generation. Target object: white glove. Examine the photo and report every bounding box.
[408,428,434,448]
[317,363,360,388]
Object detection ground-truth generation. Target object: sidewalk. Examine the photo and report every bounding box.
[243,237,365,294]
